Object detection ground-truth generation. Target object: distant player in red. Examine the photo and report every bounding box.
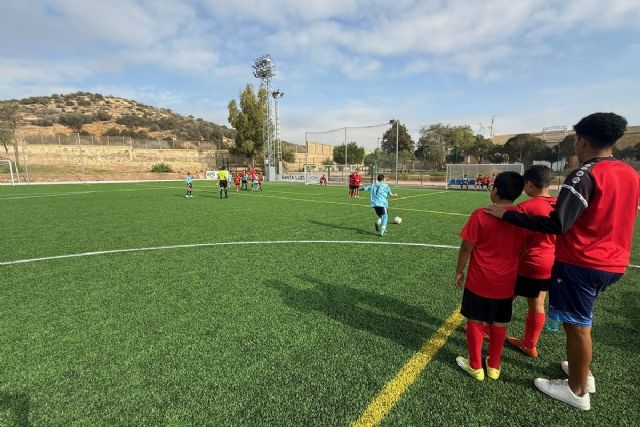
[348,171,357,198]
[233,172,241,192]
[249,167,256,181]
[486,113,640,410]
[257,173,263,191]
[507,165,556,358]
[353,170,362,198]
[455,171,529,381]
[319,174,327,186]
[474,175,482,190]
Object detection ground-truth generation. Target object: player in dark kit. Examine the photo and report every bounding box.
[486,113,640,410]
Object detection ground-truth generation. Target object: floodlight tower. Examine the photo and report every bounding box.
[272,89,284,172]
[253,54,276,178]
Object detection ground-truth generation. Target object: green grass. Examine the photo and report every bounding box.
[0,182,639,426]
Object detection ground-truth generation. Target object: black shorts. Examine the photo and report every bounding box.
[460,288,513,324]
[514,275,550,298]
[219,180,228,188]
[373,206,387,217]
[349,185,359,190]
[187,183,192,189]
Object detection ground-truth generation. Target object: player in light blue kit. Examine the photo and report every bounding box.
[360,174,398,236]
[185,172,193,198]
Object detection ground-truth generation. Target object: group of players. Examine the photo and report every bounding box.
[184,166,263,199]
[454,112,639,411]
[459,174,495,190]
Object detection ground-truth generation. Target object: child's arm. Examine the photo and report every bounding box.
[455,240,474,288]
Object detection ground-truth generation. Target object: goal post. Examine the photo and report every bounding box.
[303,164,324,185]
[446,163,524,189]
[0,159,18,186]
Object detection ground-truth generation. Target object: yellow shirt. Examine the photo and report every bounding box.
[219,170,229,181]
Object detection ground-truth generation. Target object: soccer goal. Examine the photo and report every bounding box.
[446,163,524,189]
[303,164,324,185]
[0,159,18,186]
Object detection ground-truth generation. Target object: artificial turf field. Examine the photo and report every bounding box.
[0,181,639,426]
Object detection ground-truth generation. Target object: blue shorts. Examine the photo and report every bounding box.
[548,262,622,327]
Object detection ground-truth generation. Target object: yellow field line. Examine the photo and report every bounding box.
[244,193,468,217]
[351,309,464,427]
[395,191,449,200]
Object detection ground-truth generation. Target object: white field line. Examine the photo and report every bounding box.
[0,186,172,201]
[0,240,460,266]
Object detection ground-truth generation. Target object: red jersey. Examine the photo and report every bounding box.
[354,173,361,186]
[504,158,639,274]
[258,175,263,183]
[233,174,241,184]
[249,168,256,179]
[517,196,557,279]
[348,173,356,186]
[461,207,530,299]
[556,159,639,273]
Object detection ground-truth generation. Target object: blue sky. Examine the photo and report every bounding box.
[1,0,639,147]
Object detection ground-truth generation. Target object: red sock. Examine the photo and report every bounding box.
[488,324,506,369]
[523,311,546,349]
[466,321,484,369]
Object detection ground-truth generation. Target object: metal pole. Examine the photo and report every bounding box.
[305,132,308,166]
[395,120,399,186]
[76,133,85,183]
[344,127,347,181]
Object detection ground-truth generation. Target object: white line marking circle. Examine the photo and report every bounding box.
[0,240,459,266]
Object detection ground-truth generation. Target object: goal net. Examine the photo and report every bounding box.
[446,163,524,189]
[302,163,361,185]
[0,159,18,185]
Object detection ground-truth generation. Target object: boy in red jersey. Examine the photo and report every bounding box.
[353,170,362,198]
[348,171,357,198]
[507,165,556,358]
[319,174,328,186]
[233,172,241,192]
[455,171,529,381]
[486,113,640,410]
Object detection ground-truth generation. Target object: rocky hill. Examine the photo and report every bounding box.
[2,92,235,145]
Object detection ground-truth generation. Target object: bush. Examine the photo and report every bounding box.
[151,162,173,173]
[94,111,112,121]
[65,100,75,106]
[77,99,92,107]
[34,119,54,127]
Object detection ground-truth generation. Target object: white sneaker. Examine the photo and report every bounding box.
[561,361,596,393]
[534,378,590,410]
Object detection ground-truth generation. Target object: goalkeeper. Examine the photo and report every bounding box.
[360,174,397,236]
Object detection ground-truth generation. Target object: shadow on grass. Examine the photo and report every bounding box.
[307,219,378,236]
[0,392,30,427]
[266,274,463,354]
[594,290,640,355]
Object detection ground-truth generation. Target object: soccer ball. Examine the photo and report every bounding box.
[393,216,402,224]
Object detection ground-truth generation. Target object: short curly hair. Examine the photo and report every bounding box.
[573,112,627,149]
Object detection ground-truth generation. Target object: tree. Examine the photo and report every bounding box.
[503,134,547,167]
[281,148,296,163]
[415,123,475,164]
[333,141,365,165]
[0,102,19,155]
[381,121,414,154]
[466,135,493,163]
[227,84,268,163]
[414,126,446,169]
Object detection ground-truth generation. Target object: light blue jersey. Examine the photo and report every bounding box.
[186,175,193,184]
[363,181,393,208]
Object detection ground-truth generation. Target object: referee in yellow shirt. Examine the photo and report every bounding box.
[218,166,229,199]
